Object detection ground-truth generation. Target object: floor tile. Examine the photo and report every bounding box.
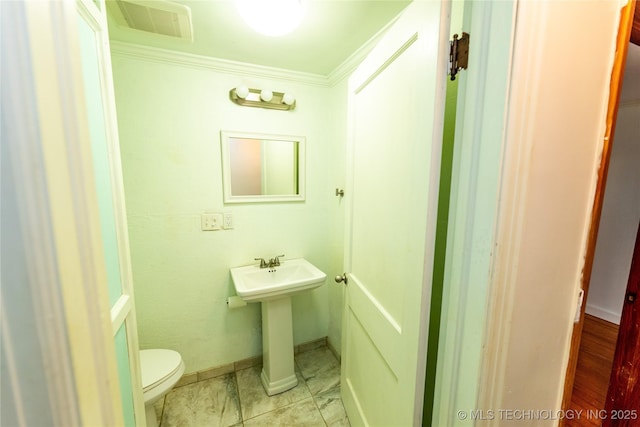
[236,365,311,420]
[295,347,341,396]
[315,386,351,426]
[243,397,325,426]
[161,373,241,427]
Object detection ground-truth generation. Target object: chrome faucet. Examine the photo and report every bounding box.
[270,254,285,267]
[255,255,285,269]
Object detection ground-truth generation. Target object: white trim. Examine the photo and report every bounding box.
[476,0,622,422]
[474,0,532,416]
[109,8,406,90]
[78,0,146,424]
[111,294,132,333]
[5,1,125,425]
[220,130,306,204]
[354,33,419,95]
[77,0,102,28]
[432,1,517,425]
[110,41,329,86]
[585,303,621,325]
[39,0,125,422]
[326,8,405,87]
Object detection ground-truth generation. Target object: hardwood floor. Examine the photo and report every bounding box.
[567,314,619,427]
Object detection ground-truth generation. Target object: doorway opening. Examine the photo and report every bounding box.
[563,3,640,422]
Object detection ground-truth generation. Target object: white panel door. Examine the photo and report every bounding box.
[341,2,449,425]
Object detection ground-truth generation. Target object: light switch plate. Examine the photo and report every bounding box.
[201,213,222,231]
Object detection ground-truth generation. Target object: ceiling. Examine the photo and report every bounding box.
[106,0,411,76]
[106,0,639,99]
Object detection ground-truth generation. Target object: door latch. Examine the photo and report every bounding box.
[626,291,637,304]
[335,273,348,285]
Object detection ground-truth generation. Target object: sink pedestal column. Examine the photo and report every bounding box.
[260,296,298,395]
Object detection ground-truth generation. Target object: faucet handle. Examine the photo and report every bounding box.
[254,258,268,268]
[273,254,285,266]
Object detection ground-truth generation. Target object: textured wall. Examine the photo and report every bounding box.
[111,51,346,374]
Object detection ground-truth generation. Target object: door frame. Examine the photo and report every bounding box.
[76,0,145,422]
[603,221,640,423]
[427,0,631,423]
[560,0,636,414]
[468,0,627,423]
[430,1,517,424]
[2,0,145,425]
[2,0,125,424]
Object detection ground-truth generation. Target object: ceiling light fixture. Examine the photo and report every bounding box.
[235,0,305,37]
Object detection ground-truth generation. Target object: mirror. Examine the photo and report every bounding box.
[220,131,306,203]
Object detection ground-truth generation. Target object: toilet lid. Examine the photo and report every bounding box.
[140,349,183,391]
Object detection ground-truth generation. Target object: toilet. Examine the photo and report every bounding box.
[140,349,185,427]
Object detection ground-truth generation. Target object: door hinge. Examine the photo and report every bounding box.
[449,32,470,81]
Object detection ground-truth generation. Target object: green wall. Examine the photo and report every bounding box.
[423,77,458,426]
[423,3,463,423]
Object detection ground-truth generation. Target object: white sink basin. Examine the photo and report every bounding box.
[229,258,327,395]
[230,258,327,302]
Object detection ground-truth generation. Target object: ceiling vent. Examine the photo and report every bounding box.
[107,0,193,42]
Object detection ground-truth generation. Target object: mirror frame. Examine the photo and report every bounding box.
[220,130,306,203]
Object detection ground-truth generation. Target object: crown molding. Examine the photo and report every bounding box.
[109,41,330,87]
[109,9,400,90]
[327,12,402,87]
[327,38,376,88]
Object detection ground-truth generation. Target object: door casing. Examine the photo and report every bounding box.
[561,0,636,416]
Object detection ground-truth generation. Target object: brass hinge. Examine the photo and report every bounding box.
[449,32,470,81]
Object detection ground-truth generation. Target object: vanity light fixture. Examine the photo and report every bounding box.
[260,89,273,102]
[235,85,250,99]
[229,87,296,111]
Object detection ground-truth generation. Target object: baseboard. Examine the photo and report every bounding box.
[327,336,341,363]
[176,337,330,388]
[585,303,621,325]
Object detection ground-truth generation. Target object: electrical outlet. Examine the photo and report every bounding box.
[223,212,234,229]
[201,213,222,231]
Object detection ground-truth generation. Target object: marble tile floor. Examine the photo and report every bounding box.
[155,346,350,426]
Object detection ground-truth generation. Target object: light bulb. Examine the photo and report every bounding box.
[260,90,273,102]
[235,0,305,37]
[235,85,249,99]
[282,93,295,105]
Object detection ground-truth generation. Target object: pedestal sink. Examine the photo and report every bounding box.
[230,258,327,395]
